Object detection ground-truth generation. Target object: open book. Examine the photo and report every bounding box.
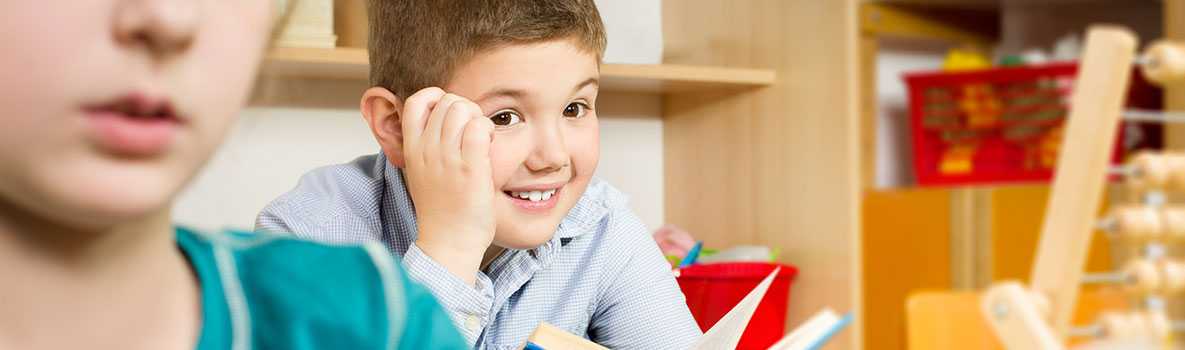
[766,308,852,350]
[525,268,853,350]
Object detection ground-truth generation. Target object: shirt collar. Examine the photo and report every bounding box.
[378,153,420,246]
[554,183,610,240]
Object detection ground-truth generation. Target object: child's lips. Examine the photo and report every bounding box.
[83,94,182,157]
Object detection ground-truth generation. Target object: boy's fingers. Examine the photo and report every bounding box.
[442,100,482,156]
[461,116,495,171]
[424,93,462,164]
[400,87,446,159]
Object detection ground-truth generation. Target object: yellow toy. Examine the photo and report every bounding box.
[944,47,993,71]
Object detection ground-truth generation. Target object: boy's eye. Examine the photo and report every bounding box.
[489,111,522,126]
[563,102,589,118]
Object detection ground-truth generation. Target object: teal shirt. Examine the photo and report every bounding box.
[176,227,466,349]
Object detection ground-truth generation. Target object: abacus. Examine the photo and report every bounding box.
[980,26,1185,349]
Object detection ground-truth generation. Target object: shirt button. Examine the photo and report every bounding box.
[465,315,481,332]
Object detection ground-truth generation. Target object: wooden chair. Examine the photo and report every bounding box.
[906,289,1129,350]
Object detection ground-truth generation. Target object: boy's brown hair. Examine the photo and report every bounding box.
[368,0,607,99]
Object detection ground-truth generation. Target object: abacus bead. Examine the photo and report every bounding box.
[1142,41,1185,86]
[1113,206,1162,240]
[1128,153,1172,191]
[1160,207,1185,241]
[1123,259,1161,294]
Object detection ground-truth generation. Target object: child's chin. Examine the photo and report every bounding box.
[47,177,177,228]
[19,195,168,232]
[68,194,170,227]
[492,226,560,250]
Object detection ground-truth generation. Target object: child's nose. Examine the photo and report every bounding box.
[525,125,570,173]
[113,0,199,59]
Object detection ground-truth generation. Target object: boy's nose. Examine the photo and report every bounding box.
[525,126,571,173]
[113,0,199,59]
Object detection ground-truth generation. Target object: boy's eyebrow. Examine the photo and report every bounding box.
[571,77,599,94]
[475,77,600,103]
[476,88,527,102]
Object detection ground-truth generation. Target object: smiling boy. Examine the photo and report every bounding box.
[257,0,701,348]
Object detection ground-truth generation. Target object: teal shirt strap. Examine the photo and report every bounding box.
[361,243,469,349]
[176,228,233,350]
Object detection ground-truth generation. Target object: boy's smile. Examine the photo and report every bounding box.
[502,181,566,213]
[444,39,601,249]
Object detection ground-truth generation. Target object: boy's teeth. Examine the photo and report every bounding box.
[511,189,558,202]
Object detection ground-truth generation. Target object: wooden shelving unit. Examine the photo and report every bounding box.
[262,47,777,94]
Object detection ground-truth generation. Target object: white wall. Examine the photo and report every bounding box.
[874,38,953,188]
[173,94,666,232]
[595,0,663,64]
[173,107,376,231]
[592,93,664,230]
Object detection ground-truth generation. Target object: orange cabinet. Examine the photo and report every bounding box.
[862,185,1114,350]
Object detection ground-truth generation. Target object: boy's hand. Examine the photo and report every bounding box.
[400,87,496,285]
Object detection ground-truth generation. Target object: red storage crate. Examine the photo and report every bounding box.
[677,263,797,350]
[904,63,1133,186]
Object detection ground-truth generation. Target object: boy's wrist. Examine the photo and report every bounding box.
[414,225,490,285]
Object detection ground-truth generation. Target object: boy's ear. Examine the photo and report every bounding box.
[360,87,407,168]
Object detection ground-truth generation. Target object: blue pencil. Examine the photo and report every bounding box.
[523,341,545,350]
[678,241,704,268]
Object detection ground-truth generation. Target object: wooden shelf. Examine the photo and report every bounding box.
[870,0,999,9]
[261,47,776,94]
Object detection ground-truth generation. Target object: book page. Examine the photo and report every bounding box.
[691,267,781,350]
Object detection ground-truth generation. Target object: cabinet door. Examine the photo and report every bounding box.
[990,185,1114,283]
[863,185,1114,350]
[863,188,952,350]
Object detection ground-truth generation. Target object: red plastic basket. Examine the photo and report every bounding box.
[904,62,1131,186]
[676,263,797,350]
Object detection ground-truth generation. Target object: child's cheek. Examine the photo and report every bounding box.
[567,120,600,177]
[488,133,524,188]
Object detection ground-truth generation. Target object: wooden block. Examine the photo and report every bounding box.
[276,0,337,48]
[524,323,607,350]
[979,282,1062,350]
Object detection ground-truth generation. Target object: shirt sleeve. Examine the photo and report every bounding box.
[401,243,496,346]
[586,204,704,349]
[255,198,298,234]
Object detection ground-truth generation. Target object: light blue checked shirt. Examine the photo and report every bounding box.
[256,153,701,349]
